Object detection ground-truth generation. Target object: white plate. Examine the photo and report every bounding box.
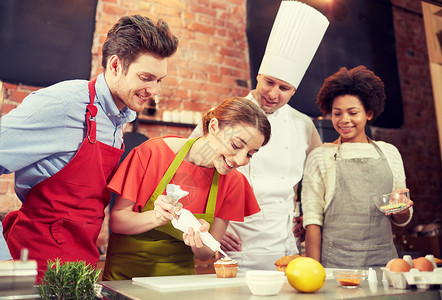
[132,274,246,292]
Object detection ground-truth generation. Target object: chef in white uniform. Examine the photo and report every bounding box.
[190,1,329,272]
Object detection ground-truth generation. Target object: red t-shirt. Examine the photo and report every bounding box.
[108,137,260,221]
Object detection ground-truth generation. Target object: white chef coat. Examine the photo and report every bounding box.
[189,92,322,272]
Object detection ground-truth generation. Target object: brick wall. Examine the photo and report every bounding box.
[1,0,441,231]
[374,0,442,227]
[93,0,251,124]
[0,0,250,214]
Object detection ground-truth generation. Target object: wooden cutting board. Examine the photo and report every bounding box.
[132,274,246,292]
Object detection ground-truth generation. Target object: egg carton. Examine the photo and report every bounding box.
[382,267,442,290]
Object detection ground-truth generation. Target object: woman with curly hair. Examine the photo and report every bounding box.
[301,66,413,268]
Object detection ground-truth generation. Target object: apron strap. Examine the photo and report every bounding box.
[87,78,98,144]
[143,137,220,217]
[367,137,387,159]
[203,171,219,223]
[141,137,220,239]
[143,138,198,212]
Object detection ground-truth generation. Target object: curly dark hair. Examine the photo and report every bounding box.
[201,97,271,146]
[316,65,386,120]
[102,15,179,73]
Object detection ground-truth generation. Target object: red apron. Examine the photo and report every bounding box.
[2,78,123,282]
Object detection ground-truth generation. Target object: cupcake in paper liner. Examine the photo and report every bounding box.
[214,257,238,278]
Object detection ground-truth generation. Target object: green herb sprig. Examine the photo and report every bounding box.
[38,258,101,300]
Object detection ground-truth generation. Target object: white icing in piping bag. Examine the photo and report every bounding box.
[166,184,228,257]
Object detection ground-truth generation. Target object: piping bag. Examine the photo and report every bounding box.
[166,184,229,257]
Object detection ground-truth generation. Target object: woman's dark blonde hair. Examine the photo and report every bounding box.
[201,97,271,146]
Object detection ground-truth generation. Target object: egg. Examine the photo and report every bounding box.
[385,258,396,269]
[389,258,411,272]
[412,257,434,272]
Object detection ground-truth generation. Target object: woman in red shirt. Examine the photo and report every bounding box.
[103,97,271,279]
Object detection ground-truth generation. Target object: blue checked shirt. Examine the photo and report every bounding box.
[0,73,136,202]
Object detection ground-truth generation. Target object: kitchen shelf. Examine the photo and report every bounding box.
[138,118,196,129]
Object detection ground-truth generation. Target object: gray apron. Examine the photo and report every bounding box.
[321,138,398,268]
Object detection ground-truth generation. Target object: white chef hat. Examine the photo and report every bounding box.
[258,1,329,89]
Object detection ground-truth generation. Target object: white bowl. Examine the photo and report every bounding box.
[245,270,285,296]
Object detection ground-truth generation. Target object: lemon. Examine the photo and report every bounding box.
[285,257,326,293]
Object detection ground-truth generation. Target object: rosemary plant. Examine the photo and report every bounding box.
[38,258,101,300]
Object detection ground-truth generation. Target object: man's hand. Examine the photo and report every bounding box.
[293,216,305,242]
[220,231,242,252]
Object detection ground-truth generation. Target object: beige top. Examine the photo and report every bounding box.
[302,141,412,228]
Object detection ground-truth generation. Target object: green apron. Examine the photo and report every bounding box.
[103,138,220,280]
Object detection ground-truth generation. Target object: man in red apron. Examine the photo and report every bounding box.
[0,15,178,281]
